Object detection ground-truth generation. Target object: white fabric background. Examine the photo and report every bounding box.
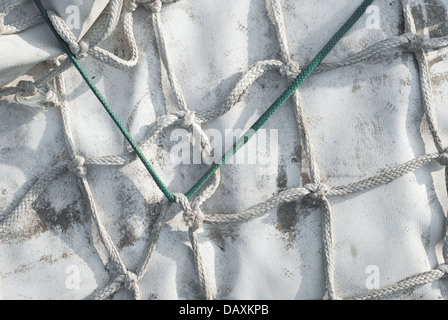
[0,0,448,299]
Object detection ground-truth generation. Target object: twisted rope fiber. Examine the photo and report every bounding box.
[17,0,222,297]
[266,1,333,295]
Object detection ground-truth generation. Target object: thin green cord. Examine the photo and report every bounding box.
[34,0,373,202]
[34,0,175,202]
[184,0,374,199]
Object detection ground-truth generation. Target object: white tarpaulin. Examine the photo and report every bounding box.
[0,0,448,300]
[0,0,108,87]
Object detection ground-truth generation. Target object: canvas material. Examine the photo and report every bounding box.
[0,0,448,300]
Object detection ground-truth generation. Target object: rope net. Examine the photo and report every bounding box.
[1,0,448,299]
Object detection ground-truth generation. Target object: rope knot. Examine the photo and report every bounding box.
[145,0,162,13]
[437,150,448,166]
[280,60,301,80]
[68,155,86,178]
[177,110,197,128]
[174,193,204,230]
[304,183,327,202]
[17,80,38,97]
[124,271,138,290]
[437,264,448,275]
[70,40,90,59]
[125,0,138,12]
[403,33,425,53]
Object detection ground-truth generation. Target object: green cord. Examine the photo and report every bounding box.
[34,0,373,202]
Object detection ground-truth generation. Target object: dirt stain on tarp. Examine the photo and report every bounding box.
[32,199,87,233]
[208,224,239,252]
[115,182,164,250]
[275,159,316,249]
[411,0,448,36]
[116,199,164,250]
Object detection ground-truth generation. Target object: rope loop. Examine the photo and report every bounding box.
[280,60,301,80]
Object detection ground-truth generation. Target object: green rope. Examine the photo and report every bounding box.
[184,0,374,199]
[34,0,373,202]
[33,0,175,202]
